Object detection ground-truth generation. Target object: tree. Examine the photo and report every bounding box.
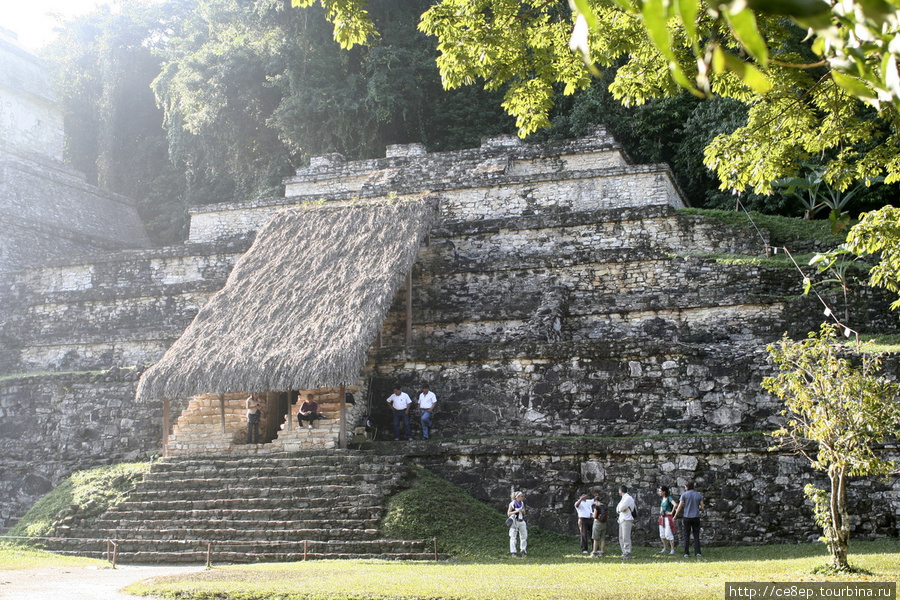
[763,324,900,571]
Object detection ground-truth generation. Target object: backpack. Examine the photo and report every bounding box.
[631,503,639,519]
[597,505,608,523]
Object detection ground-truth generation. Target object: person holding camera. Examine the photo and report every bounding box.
[507,491,527,557]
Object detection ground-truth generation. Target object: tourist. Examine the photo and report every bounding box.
[507,491,527,557]
[386,386,412,440]
[246,395,261,444]
[417,384,438,439]
[590,493,608,557]
[616,485,635,559]
[297,393,325,430]
[575,491,594,554]
[657,485,677,555]
[674,481,705,558]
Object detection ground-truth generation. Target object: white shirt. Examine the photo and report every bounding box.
[575,497,593,519]
[418,390,437,410]
[387,392,412,410]
[616,493,635,523]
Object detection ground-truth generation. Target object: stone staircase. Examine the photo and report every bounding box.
[45,451,443,562]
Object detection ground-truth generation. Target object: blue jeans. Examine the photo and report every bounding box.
[392,410,411,440]
[420,410,434,439]
[247,417,259,444]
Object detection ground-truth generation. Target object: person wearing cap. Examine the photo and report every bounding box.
[417,384,438,440]
[386,386,412,441]
[246,395,261,444]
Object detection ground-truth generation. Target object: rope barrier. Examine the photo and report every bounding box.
[735,200,861,346]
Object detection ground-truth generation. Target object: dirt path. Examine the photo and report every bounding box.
[0,564,205,599]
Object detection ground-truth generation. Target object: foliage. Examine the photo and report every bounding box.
[676,208,848,247]
[7,462,151,539]
[409,0,900,202]
[842,205,900,310]
[125,540,900,600]
[382,466,572,559]
[763,324,900,571]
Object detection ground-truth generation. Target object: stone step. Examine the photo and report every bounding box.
[51,548,446,564]
[46,538,442,563]
[63,526,382,542]
[131,475,399,493]
[84,517,382,533]
[107,504,385,520]
[115,494,385,511]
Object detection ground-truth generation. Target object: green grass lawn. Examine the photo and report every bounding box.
[123,541,900,600]
[0,540,104,570]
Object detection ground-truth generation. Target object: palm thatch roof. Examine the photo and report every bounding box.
[136,196,439,401]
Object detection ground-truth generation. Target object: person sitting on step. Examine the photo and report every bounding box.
[297,394,326,430]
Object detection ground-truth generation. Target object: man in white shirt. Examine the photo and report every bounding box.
[616,485,635,559]
[386,386,412,441]
[417,384,438,440]
[575,492,594,553]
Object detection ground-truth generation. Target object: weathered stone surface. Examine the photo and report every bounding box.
[1,126,899,544]
[390,437,900,546]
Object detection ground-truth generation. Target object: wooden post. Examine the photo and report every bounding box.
[206,542,212,568]
[162,397,170,457]
[406,270,412,346]
[303,539,308,561]
[338,383,347,449]
[433,536,438,561]
[219,394,226,435]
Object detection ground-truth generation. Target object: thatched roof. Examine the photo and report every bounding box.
[136,197,439,401]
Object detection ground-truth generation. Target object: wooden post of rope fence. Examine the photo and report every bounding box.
[206,542,212,568]
[162,397,170,457]
[433,537,438,561]
[112,542,118,569]
[304,540,308,561]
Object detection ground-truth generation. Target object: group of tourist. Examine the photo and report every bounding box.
[385,384,438,440]
[244,393,328,444]
[507,482,705,559]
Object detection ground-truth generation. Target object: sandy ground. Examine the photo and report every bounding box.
[0,564,206,600]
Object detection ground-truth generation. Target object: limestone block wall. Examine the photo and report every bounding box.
[0,152,153,272]
[369,340,780,439]
[0,242,248,375]
[399,437,900,546]
[0,368,159,530]
[0,31,65,161]
[187,128,683,245]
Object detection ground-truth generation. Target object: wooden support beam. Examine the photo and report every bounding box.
[219,394,226,435]
[162,397,170,458]
[406,270,412,346]
[338,383,347,450]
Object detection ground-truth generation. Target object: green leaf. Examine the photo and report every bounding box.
[641,0,674,60]
[713,47,772,93]
[725,8,769,67]
[831,71,878,100]
[745,0,831,17]
[570,0,598,30]
[677,0,700,45]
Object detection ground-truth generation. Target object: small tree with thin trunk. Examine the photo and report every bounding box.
[763,324,900,572]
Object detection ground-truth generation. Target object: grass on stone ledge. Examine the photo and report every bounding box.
[6,461,151,539]
[124,540,900,600]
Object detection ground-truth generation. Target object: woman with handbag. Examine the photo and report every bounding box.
[657,485,677,555]
[507,491,527,557]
